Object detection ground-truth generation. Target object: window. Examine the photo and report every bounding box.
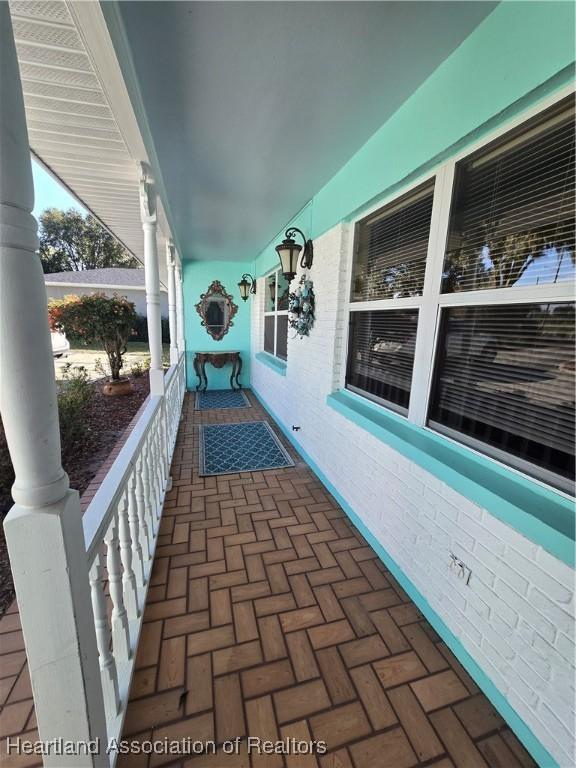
[343,95,575,492]
[351,183,434,301]
[442,102,575,293]
[264,269,289,361]
[346,181,435,413]
[430,98,575,491]
[346,309,419,412]
[429,302,575,488]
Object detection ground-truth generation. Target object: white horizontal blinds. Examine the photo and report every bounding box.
[346,309,419,412]
[442,101,575,293]
[429,302,575,488]
[276,315,288,360]
[351,182,435,301]
[264,316,274,354]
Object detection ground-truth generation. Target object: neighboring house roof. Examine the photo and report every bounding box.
[44,268,166,291]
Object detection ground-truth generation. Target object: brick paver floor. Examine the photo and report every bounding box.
[118,391,537,768]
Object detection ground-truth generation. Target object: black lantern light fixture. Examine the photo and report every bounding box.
[275,227,313,282]
[237,273,257,302]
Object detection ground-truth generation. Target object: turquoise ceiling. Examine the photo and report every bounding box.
[106,1,496,262]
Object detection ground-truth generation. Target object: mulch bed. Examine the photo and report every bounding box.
[0,375,150,617]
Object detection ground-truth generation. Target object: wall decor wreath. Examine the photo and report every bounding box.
[288,275,315,338]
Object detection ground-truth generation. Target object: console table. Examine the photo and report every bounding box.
[193,350,242,391]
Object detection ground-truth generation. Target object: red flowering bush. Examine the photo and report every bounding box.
[48,293,137,380]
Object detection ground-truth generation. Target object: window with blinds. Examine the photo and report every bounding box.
[428,302,575,490]
[264,316,275,355]
[276,316,288,360]
[263,269,289,360]
[442,102,575,293]
[346,309,419,412]
[351,182,435,301]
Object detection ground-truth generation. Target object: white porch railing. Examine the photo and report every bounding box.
[81,355,186,756]
[165,353,186,455]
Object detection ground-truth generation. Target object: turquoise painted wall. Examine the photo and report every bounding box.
[255,1,575,276]
[183,260,254,390]
[183,2,575,384]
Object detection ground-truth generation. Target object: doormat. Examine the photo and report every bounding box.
[195,389,251,411]
[198,421,294,476]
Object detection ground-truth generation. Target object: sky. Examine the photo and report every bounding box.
[32,159,86,219]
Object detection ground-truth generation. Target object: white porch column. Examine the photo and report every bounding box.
[175,259,186,356]
[0,6,108,765]
[139,162,165,395]
[166,240,179,365]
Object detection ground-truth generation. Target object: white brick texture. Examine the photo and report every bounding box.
[251,224,576,766]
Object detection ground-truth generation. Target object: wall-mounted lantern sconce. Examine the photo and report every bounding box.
[275,227,313,282]
[238,273,257,302]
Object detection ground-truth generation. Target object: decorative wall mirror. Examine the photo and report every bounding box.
[195,280,238,341]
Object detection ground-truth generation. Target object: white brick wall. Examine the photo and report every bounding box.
[251,225,576,766]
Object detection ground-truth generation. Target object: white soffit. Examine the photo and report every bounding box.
[9,0,172,282]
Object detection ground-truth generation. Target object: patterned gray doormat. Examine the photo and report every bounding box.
[198,421,294,476]
[195,389,251,411]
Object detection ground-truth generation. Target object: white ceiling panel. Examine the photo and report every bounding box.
[9,0,171,285]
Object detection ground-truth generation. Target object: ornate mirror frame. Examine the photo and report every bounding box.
[195,280,238,341]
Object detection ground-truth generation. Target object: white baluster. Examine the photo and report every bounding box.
[143,437,158,535]
[104,512,131,660]
[170,388,178,453]
[158,407,169,488]
[170,389,177,450]
[127,471,145,588]
[134,454,152,562]
[89,554,119,721]
[118,488,139,620]
[154,416,165,499]
[150,430,162,519]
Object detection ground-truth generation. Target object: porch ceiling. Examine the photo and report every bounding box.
[105,1,496,263]
[9,0,170,284]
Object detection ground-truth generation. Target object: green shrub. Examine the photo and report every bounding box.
[0,365,95,510]
[94,357,108,379]
[49,293,137,380]
[130,356,151,378]
[57,364,94,462]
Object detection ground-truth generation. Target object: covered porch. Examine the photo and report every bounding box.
[0,2,574,768]
[1,392,537,768]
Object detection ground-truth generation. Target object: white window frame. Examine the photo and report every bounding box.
[263,267,289,360]
[339,84,575,491]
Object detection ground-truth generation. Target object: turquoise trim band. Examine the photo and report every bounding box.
[327,389,574,568]
[252,385,559,768]
[255,351,287,376]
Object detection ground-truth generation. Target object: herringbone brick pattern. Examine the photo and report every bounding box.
[119,391,536,768]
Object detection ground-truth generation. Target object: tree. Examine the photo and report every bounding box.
[48,293,137,381]
[39,208,140,273]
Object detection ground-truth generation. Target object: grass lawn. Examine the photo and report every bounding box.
[54,341,170,381]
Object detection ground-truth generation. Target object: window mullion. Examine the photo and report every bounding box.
[408,161,456,426]
[437,282,575,307]
[349,297,423,312]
